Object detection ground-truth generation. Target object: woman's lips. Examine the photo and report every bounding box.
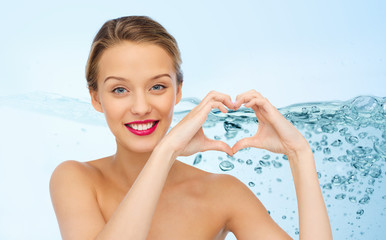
[125,120,159,136]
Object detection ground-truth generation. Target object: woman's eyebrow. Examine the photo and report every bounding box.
[150,73,172,80]
[104,73,171,83]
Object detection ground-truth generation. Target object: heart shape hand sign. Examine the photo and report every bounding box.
[164,90,309,159]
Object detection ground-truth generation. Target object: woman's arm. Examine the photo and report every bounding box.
[97,91,235,239]
[50,91,235,240]
[95,144,176,239]
[229,90,332,239]
[287,148,332,240]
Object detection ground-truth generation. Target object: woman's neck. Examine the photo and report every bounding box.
[109,143,179,189]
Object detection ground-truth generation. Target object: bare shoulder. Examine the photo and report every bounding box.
[49,160,106,239]
[50,160,92,178]
[173,161,245,204]
[202,172,292,239]
[175,165,292,239]
[49,160,101,189]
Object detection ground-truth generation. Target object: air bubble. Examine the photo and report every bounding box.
[359,195,370,204]
[335,193,346,200]
[272,160,282,168]
[219,161,234,171]
[262,154,271,160]
[193,154,202,165]
[331,139,343,147]
[254,166,263,174]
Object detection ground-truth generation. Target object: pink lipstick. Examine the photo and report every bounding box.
[125,119,159,136]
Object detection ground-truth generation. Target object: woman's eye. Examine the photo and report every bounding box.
[151,84,166,91]
[112,87,128,94]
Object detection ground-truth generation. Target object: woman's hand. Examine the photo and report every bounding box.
[160,91,235,157]
[231,90,310,157]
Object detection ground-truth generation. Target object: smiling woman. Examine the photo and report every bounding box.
[49,15,332,240]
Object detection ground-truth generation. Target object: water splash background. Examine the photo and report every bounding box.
[0,92,385,239]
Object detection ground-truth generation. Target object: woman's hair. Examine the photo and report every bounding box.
[86,16,183,91]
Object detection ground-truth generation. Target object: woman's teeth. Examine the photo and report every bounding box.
[128,121,156,131]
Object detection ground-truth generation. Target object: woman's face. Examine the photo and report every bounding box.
[90,41,182,153]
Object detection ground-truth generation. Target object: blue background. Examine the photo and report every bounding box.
[0,0,385,239]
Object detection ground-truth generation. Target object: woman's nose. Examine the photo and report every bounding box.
[130,92,151,115]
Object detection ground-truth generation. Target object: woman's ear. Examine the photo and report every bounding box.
[176,82,183,105]
[89,89,103,113]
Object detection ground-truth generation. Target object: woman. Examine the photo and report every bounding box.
[49,16,332,239]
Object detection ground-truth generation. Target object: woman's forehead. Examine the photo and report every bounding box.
[98,42,176,81]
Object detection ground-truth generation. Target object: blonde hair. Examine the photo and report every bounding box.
[86,16,183,91]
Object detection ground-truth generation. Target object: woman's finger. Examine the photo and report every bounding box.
[234,90,264,109]
[200,91,234,109]
[183,91,235,128]
[232,136,261,154]
[202,137,234,156]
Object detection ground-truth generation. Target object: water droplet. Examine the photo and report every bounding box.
[322,123,338,133]
[365,188,374,194]
[282,215,287,219]
[259,160,270,167]
[276,178,282,182]
[331,139,343,147]
[351,96,380,115]
[248,182,255,187]
[352,146,367,157]
[349,196,357,203]
[348,174,358,183]
[254,166,263,174]
[323,183,332,190]
[219,161,234,171]
[374,141,386,156]
[214,135,221,140]
[237,158,244,164]
[339,127,348,136]
[193,154,202,165]
[358,132,368,139]
[262,154,271,160]
[272,160,282,168]
[311,106,320,113]
[224,131,238,139]
[305,132,312,138]
[246,159,253,165]
[368,135,379,143]
[317,172,322,179]
[369,166,382,178]
[282,155,288,160]
[224,121,242,132]
[346,135,359,145]
[359,195,370,204]
[368,178,375,186]
[331,175,343,185]
[337,155,349,162]
[335,193,346,200]
[326,157,336,162]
